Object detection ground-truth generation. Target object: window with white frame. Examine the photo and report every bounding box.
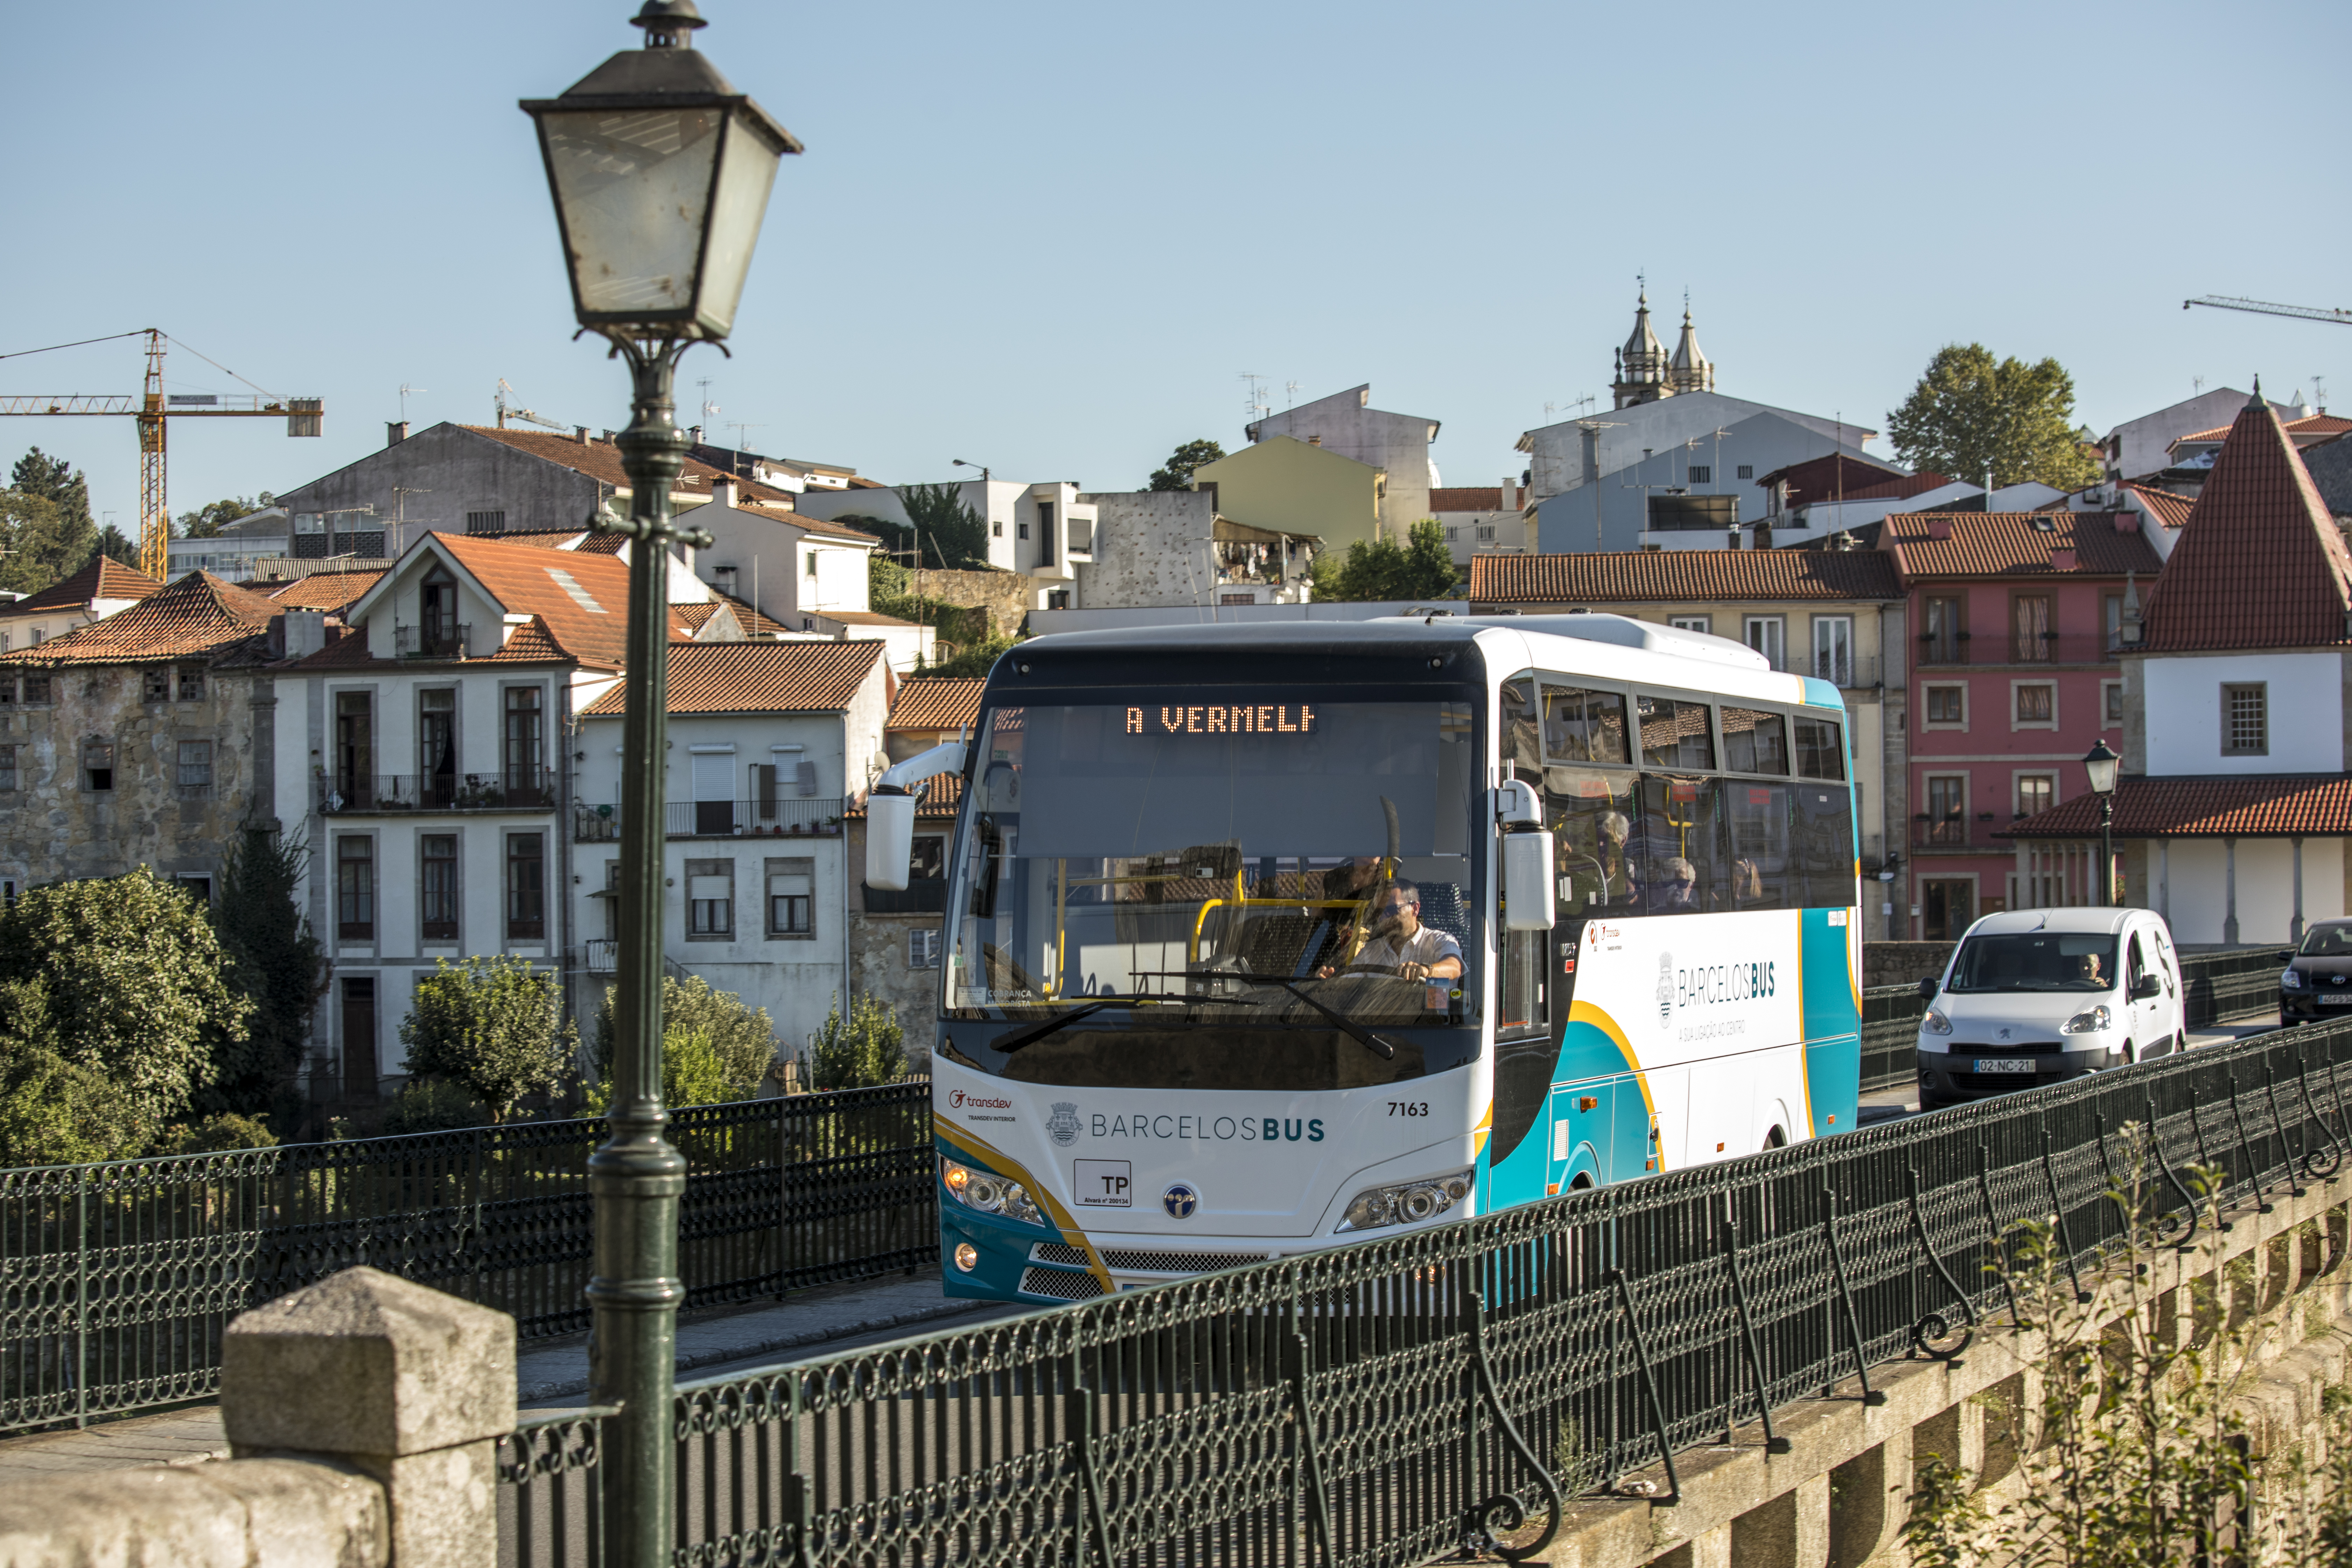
[2015,774,2055,819]
[176,740,212,791]
[766,856,814,938]
[909,929,940,968]
[2103,681,2123,728]
[2222,683,2267,755]
[1743,615,1786,670]
[1811,616,1854,686]
[1924,685,1966,726]
[687,858,735,938]
[2014,683,2055,727]
[1668,614,1712,634]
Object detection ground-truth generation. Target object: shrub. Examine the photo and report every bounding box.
[805,993,906,1091]
[0,979,149,1165]
[583,1024,763,1115]
[398,956,575,1120]
[379,1078,489,1135]
[158,1112,280,1156]
[591,975,775,1094]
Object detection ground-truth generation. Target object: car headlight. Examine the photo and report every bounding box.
[940,1156,1045,1227]
[1335,1169,1473,1233]
[2062,1004,2113,1035]
[1921,1009,1953,1036]
[2282,969,2305,991]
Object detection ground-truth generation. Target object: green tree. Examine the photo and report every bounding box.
[0,978,151,1165]
[10,448,93,537]
[1311,518,1460,602]
[804,993,906,1090]
[1148,438,1225,492]
[93,523,139,568]
[1886,344,2102,492]
[399,956,576,1120]
[0,487,96,596]
[175,493,272,539]
[591,973,775,1090]
[918,633,1021,678]
[583,1024,767,1114]
[379,1078,488,1135]
[0,868,254,1147]
[897,484,992,569]
[196,828,326,1122]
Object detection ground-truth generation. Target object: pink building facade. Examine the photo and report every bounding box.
[1889,507,2164,938]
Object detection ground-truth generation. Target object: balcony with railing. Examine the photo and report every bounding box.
[319,769,556,813]
[1912,812,2014,851]
[1914,632,2119,668]
[573,796,846,841]
[393,623,471,659]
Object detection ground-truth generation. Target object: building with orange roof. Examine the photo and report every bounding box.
[0,555,164,651]
[2005,393,2352,947]
[1889,502,2165,939]
[0,570,285,898]
[570,640,894,1056]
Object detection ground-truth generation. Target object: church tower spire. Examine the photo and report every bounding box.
[1669,293,1714,395]
[1611,281,1672,410]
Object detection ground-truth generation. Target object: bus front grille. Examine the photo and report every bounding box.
[1019,1266,1106,1301]
[1032,1242,1272,1274]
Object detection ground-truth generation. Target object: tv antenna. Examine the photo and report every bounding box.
[696,376,720,431]
[724,421,764,454]
[398,384,426,421]
[1284,380,1300,410]
[1239,372,1270,427]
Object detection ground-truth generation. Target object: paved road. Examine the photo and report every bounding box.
[1856,1015,2280,1129]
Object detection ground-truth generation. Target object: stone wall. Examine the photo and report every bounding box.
[901,569,1031,642]
[843,814,941,1071]
[0,662,269,892]
[1863,939,1954,990]
[1072,490,1220,609]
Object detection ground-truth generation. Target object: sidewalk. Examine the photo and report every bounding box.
[0,1271,1003,1480]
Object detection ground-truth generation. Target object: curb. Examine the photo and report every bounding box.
[518,1297,992,1404]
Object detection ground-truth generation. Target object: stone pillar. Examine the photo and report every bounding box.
[1733,1470,1830,1568]
[223,1266,517,1568]
[2157,840,2169,922]
[2224,838,2239,946]
[1827,1428,1911,1568]
[1657,1522,1734,1568]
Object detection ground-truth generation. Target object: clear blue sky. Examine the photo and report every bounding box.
[7,0,2347,529]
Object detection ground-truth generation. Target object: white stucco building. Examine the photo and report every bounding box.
[1246,383,1441,542]
[2008,394,2352,945]
[793,478,1096,612]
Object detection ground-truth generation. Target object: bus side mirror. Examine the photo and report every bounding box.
[866,791,915,890]
[1503,832,1554,931]
[1917,976,1938,1001]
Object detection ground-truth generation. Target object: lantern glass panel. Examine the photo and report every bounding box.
[697,114,783,336]
[541,106,725,318]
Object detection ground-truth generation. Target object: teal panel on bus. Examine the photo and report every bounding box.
[1799,909,1861,1138]
[1800,677,1844,711]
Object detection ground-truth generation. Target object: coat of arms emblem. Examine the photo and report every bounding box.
[1048,1102,1081,1147]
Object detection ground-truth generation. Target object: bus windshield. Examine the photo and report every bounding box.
[944,699,1478,1032]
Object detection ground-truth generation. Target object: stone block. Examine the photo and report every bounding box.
[0,1457,385,1568]
[1731,1471,1828,1568]
[223,1266,516,1459]
[358,1441,497,1568]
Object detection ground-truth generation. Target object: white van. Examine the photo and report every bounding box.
[1916,907,2185,1110]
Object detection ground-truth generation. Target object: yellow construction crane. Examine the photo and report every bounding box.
[0,329,323,579]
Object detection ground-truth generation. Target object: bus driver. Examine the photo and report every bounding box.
[1318,881,1464,983]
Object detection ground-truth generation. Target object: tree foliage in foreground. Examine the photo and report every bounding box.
[0,868,253,1160]
[805,993,906,1091]
[1148,438,1225,492]
[1310,517,1459,602]
[592,973,775,1091]
[399,956,575,1120]
[1886,343,2102,492]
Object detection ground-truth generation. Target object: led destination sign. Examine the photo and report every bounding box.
[1126,704,1318,735]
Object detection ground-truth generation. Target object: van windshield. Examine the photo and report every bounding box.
[1947,932,2118,993]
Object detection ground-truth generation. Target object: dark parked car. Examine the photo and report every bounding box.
[2280,921,2352,1025]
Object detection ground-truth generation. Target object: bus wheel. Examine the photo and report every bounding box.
[1569,1172,1595,1191]
[2121,1041,2136,1065]
[1763,1126,1787,1151]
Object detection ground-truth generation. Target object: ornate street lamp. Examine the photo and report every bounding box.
[2083,740,2120,907]
[521,7,794,1561]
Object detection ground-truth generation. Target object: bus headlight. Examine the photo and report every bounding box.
[1335,1169,1473,1233]
[941,1157,1045,1227]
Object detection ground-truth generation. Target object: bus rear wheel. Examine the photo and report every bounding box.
[1763,1126,1787,1152]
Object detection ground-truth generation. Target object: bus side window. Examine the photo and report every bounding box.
[1638,695,1716,771]
[1634,775,1731,913]
[1545,767,1638,916]
[1727,782,1793,911]
[1792,785,1856,909]
[1544,684,1629,766]
[1721,707,1790,776]
[1502,678,1542,781]
[1793,716,1846,782]
[1500,926,1546,1038]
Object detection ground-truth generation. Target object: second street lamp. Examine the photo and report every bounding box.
[2083,739,2120,908]
[521,6,795,1562]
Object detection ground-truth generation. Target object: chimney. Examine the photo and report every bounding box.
[713,478,738,510]
[2050,546,2077,572]
[1308,434,1322,447]
[1500,476,1518,510]
[385,420,409,447]
[276,610,327,662]
[1927,515,1953,540]
[574,426,591,445]
[1754,520,1773,551]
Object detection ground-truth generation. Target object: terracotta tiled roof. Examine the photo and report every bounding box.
[1884,510,2161,579]
[264,570,385,612]
[888,677,986,732]
[488,528,590,550]
[1468,548,1901,603]
[573,531,629,556]
[2170,412,2352,450]
[2138,399,2352,651]
[286,625,393,670]
[2123,484,2194,532]
[579,639,885,716]
[431,532,640,668]
[714,593,787,638]
[1828,470,1954,504]
[482,615,570,663]
[1430,487,1506,512]
[669,602,732,635]
[2001,775,2352,838]
[0,571,276,665]
[5,557,165,614]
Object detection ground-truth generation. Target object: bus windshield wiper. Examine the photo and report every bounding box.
[1255,977,1399,1060]
[989,993,1258,1054]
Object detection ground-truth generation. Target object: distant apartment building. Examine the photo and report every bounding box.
[1430,482,1530,565]
[794,478,1096,614]
[1244,383,1441,544]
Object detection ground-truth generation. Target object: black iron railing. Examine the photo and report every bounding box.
[0,1082,932,1434]
[576,798,847,839]
[497,1013,2352,1568]
[320,770,557,812]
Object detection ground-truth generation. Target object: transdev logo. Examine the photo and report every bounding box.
[949,1090,1013,1111]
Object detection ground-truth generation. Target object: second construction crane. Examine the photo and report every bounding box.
[0,329,323,579]
[2183,295,2352,327]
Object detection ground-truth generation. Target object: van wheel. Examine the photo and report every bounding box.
[1763,1126,1787,1151]
[2174,1031,2188,1056]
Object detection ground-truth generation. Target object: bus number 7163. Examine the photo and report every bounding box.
[1388,1102,1430,1117]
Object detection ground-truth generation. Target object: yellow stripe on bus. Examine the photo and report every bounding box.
[934,1119,1115,1295]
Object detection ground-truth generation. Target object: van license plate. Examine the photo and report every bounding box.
[1974,1059,2037,1074]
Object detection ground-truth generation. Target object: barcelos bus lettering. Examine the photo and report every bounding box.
[1124,704,1318,736]
[1083,1110,1325,1143]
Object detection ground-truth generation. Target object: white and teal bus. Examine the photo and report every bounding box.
[865,614,1862,1303]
